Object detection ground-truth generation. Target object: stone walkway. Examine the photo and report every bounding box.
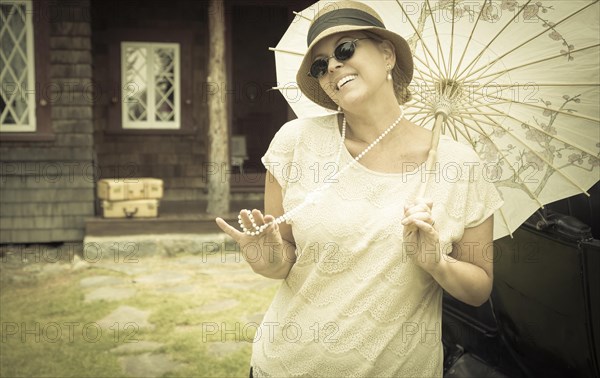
[0,235,281,378]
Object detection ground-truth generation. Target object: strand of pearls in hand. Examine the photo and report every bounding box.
[238,208,298,236]
[239,106,404,236]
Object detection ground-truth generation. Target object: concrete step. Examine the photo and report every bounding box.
[82,233,234,260]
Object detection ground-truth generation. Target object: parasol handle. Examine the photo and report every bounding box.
[415,113,444,199]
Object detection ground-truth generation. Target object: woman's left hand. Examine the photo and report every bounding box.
[402,198,441,273]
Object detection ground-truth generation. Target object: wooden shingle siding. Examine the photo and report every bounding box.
[1,175,94,189]
[1,148,93,161]
[50,50,93,65]
[50,37,92,50]
[0,0,95,244]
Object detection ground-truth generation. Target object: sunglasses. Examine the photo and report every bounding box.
[308,38,372,79]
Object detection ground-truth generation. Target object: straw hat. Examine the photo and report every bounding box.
[296,0,414,111]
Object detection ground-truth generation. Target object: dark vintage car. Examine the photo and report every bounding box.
[442,182,600,378]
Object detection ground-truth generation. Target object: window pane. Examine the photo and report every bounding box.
[0,1,33,129]
[121,42,179,129]
[154,47,175,122]
[124,46,148,121]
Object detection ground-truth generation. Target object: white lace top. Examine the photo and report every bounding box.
[253,114,504,377]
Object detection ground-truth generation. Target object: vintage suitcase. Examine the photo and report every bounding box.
[97,178,163,201]
[101,199,159,218]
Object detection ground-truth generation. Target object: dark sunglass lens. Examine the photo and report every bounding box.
[335,41,356,61]
[310,59,328,78]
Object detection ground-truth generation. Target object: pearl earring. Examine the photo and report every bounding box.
[337,105,341,112]
[386,64,392,81]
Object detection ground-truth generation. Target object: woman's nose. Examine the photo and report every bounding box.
[327,57,343,74]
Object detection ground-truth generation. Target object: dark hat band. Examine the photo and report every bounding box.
[307,8,385,46]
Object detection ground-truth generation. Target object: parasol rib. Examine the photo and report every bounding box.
[407,102,434,113]
[425,0,449,78]
[450,0,488,83]
[462,66,528,104]
[477,83,600,87]
[415,42,444,83]
[459,62,600,125]
[461,96,600,157]
[455,101,513,110]
[450,116,512,238]
[459,112,591,196]
[446,116,459,140]
[454,74,600,129]
[449,117,474,144]
[412,90,436,109]
[452,112,509,117]
[410,73,437,108]
[407,111,432,124]
[413,56,442,81]
[412,115,435,129]
[478,111,594,199]
[418,116,429,129]
[453,114,544,208]
[406,113,434,122]
[417,113,435,129]
[292,11,312,23]
[491,95,600,124]
[271,86,299,90]
[405,83,599,88]
[412,57,442,94]
[460,107,597,160]
[449,0,456,79]
[405,103,435,112]
[396,0,446,81]
[406,112,430,126]
[463,55,509,94]
[473,44,600,82]
[456,0,533,82]
[450,115,476,147]
[268,47,304,56]
[463,1,599,80]
[468,85,600,123]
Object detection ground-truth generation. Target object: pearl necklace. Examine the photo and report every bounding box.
[239,106,405,236]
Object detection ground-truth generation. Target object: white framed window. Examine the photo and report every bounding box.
[0,0,36,132]
[121,42,180,129]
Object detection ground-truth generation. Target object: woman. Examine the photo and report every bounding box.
[216,1,503,376]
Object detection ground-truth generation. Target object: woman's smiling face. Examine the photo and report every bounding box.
[311,31,395,110]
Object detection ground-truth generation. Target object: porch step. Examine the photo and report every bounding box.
[86,199,263,237]
[84,213,239,237]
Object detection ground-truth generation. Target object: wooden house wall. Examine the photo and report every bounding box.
[90,0,211,209]
[0,0,95,243]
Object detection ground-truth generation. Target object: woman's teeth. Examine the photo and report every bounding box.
[337,75,357,90]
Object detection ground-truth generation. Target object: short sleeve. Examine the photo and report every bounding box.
[261,120,301,193]
[463,150,504,228]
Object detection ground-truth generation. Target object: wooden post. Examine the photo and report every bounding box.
[206,0,230,215]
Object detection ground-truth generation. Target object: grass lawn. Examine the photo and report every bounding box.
[0,249,279,378]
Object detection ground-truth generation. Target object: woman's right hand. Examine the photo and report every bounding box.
[215,209,291,277]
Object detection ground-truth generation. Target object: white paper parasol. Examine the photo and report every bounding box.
[270,0,600,239]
